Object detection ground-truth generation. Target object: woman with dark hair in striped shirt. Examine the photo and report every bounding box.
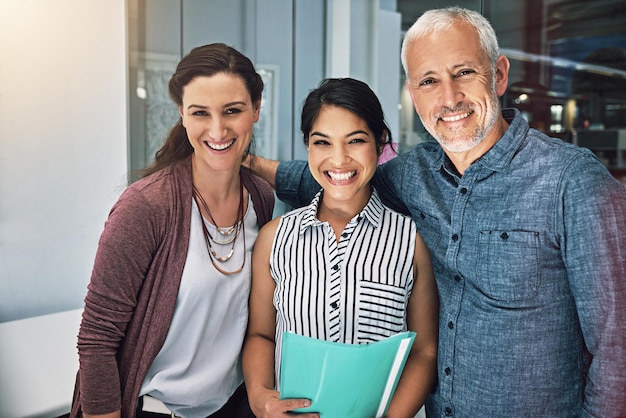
[243,78,439,418]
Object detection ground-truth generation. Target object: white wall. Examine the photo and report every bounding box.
[0,0,128,322]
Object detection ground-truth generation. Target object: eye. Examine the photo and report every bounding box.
[348,137,367,144]
[456,69,475,77]
[418,78,437,88]
[311,139,330,146]
[192,110,208,117]
[225,107,243,115]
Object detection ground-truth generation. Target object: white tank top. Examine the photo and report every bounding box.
[140,196,258,418]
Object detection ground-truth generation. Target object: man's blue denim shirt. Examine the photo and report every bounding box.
[275,108,626,417]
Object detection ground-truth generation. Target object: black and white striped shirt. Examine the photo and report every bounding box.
[271,189,416,377]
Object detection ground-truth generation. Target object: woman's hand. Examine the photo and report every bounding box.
[250,388,318,418]
[243,222,318,418]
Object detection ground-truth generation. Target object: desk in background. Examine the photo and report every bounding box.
[0,309,82,418]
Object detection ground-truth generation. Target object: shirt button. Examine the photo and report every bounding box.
[501,232,509,240]
[341,232,348,238]
[459,187,468,195]
[445,406,453,416]
[451,234,459,242]
[420,212,426,219]
[454,275,461,282]
[448,321,454,329]
[331,302,338,309]
[332,264,340,271]
[444,367,451,375]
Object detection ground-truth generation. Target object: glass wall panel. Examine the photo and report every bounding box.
[397,0,626,184]
[492,0,626,183]
[127,0,182,179]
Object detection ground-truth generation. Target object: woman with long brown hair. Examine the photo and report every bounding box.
[71,43,274,418]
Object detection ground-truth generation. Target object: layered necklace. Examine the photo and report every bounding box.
[192,183,246,275]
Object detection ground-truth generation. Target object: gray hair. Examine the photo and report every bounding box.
[401,7,500,76]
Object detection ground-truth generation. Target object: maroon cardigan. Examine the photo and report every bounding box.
[71,157,274,417]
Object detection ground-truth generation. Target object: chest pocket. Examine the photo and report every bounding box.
[477,230,540,302]
[358,280,410,341]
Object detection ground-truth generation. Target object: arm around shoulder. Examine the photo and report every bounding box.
[246,154,280,189]
[247,154,321,208]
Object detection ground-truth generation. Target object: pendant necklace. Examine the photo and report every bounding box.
[192,183,246,275]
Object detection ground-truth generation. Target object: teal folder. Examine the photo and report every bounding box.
[279,331,416,418]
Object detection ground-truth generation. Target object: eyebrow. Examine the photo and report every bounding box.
[420,63,473,78]
[310,129,369,138]
[186,101,247,110]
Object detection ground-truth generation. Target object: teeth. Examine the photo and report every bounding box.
[328,171,356,181]
[207,140,234,150]
[441,112,471,122]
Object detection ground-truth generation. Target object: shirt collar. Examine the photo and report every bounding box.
[299,188,384,235]
[428,108,528,174]
[476,108,528,173]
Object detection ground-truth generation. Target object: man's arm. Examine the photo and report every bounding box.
[247,155,320,208]
[373,156,410,215]
[562,154,626,417]
[247,155,280,189]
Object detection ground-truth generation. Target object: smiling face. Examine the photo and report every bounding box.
[307,105,380,211]
[179,72,260,173]
[404,21,509,156]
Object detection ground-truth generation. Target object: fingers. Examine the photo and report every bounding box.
[278,398,312,412]
[252,389,318,418]
[265,397,318,417]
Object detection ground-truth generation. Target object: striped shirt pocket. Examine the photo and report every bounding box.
[358,280,408,342]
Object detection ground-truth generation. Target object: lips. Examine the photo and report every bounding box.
[440,111,473,122]
[327,170,356,181]
[205,139,235,151]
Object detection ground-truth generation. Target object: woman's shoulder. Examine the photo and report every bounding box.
[262,205,309,236]
[377,200,417,235]
[127,164,183,203]
[241,166,275,226]
[112,159,190,220]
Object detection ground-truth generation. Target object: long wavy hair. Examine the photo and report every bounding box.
[141,43,264,178]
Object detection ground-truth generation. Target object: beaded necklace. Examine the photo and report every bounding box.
[192,183,245,275]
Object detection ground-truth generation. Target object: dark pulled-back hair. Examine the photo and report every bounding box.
[301,78,392,155]
[142,43,264,178]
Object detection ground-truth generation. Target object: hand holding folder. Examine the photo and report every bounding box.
[279,331,416,418]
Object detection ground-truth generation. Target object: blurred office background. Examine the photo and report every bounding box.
[2,0,624,324]
[126,0,626,183]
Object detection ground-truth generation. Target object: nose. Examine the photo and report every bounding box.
[440,78,463,109]
[329,144,350,166]
[208,115,227,140]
